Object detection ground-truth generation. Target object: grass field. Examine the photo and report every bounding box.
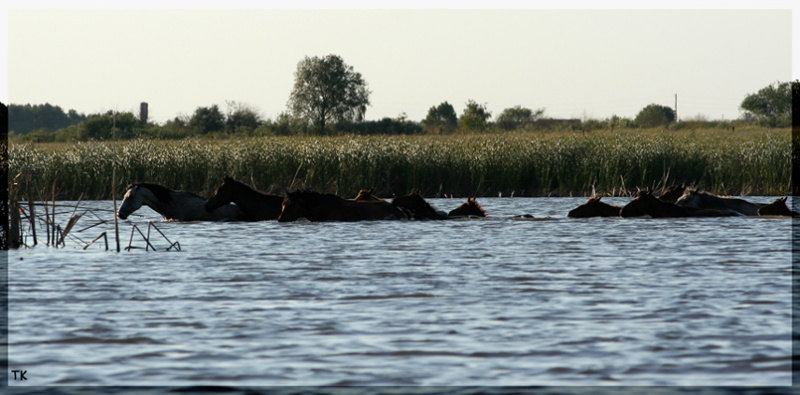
[8,127,791,200]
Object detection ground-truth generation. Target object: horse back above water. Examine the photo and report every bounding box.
[675,189,763,216]
[391,191,450,220]
[118,183,243,221]
[205,176,284,221]
[278,190,409,222]
[568,197,621,218]
[621,190,740,218]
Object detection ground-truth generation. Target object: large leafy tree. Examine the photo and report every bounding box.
[740,81,792,127]
[634,104,675,128]
[496,105,545,131]
[189,105,225,134]
[224,101,263,134]
[459,100,492,131]
[422,101,458,134]
[288,54,370,134]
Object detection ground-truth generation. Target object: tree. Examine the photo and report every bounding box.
[79,111,139,140]
[422,102,458,134]
[287,54,371,134]
[740,81,792,127]
[189,105,225,134]
[422,101,458,134]
[8,103,86,135]
[224,101,263,134]
[634,104,675,128]
[459,100,492,131]
[496,105,545,131]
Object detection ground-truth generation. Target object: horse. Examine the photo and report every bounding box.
[205,176,284,221]
[675,189,763,216]
[757,197,799,217]
[353,188,387,202]
[118,183,243,221]
[277,190,410,222]
[620,190,741,218]
[567,197,621,218]
[391,191,450,220]
[657,184,686,203]
[448,197,486,217]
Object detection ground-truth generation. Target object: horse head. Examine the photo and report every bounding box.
[758,197,798,217]
[205,176,236,211]
[658,184,686,203]
[448,197,486,217]
[568,196,602,218]
[354,188,385,202]
[118,184,143,219]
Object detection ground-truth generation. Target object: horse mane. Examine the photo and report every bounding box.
[130,183,175,203]
[132,183,205,203]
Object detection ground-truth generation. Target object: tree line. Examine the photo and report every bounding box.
[6,54,796,142]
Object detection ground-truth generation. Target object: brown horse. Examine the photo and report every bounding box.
[391,191,450,220]
[277,190,409,222]
[621,190,741,218]
[567,197,621,218]
[205,176,284,221]
[675,189,763,216]
[757,197,799,217]
[657,184,686,203]
[353,188,386,202]
[448,197,486,217]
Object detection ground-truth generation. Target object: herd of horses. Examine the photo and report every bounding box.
[116,177,797,223]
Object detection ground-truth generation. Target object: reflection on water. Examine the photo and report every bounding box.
[7,197,793,386]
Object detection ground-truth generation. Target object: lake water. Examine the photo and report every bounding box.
[6,197,795,387]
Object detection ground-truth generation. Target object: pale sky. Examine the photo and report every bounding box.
[3,1,797,124]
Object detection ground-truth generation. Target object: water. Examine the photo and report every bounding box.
[6,197,794,386]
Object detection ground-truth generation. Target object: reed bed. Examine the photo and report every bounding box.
[8,128,791,200]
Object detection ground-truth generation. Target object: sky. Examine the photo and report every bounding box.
[3,1,797,124]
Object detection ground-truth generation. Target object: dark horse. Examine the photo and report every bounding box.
[621,190,741,218]
[657,184,687,203]
[277,191,409,222]
[675,188,763,216]
[353,188,387,202]
[391,191,449,220]
[205,176,284,221]
[118,183,243,221]
[568,197,621,218]
[757,197,799,217]
[448,198,486,217]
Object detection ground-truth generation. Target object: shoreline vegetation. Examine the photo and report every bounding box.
[8,127,791,201]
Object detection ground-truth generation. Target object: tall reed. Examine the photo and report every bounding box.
[9,128,790,199]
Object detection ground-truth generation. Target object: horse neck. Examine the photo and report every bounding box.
[227,182,269,210]
[140,188,180,218]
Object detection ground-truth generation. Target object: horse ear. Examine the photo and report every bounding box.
[223,175,232,182]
